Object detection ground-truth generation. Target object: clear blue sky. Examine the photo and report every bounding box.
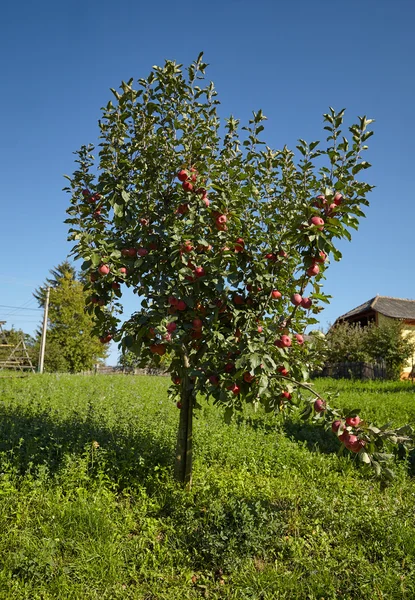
[1,0,414,365]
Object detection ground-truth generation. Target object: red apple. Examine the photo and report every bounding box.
[314,399,326,413]
[119,267,127,275]
[202,196,210,207]
[137,248,148,257]
[339,430,351,444]
[192,318,203,330]
[277,366,289,376]
[301,297,312,309]
[112,282,120,290]
[265,252,277,261]
[90,273,98,282]
[176,402,182,409]
[140,217,149,226]
[216,214,227,224]
[150,344,166,356]
[167,322,177,333]
[281,391,292,400]
[100,333,112,344]
[98,264,110,276]
[227,383,240,395]
[224,363,234,373]
[344,434,358,450]
[295,333,304,345]
[234,238,244,252]
[209,374,219,385]
[168,296,178,306]
[349,438,365,453]
[177,169,188,182]
[182,181,193,192]
[243,372,255,383]
[333,192,343,206]
[233,294,245,305]
[82,189,90,197]
[122,248,136,257]
[291,293,302,306]
[182,241,193,253]
[275,335,291,348]
[257,325,263,333]
[307,264,320,277]
[331,420,342,433]
[271,290,282,299]
[177,203,189,215]
[176,300,187,311]
[278,249,287,259]
[309,216,324,230]
[314,251,327,264]
[194,266,205,278]
[346,416,361,428]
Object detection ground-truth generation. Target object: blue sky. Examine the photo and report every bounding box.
[1,0,414,365]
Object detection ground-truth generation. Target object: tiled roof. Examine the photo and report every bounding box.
[337,296,415,321]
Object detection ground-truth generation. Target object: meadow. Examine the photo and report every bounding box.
[0,374,414,599]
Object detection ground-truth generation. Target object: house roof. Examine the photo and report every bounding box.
[337,295,415,321]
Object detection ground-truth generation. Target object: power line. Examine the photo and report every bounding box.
[2,297,37,318]
[0,304,42,311]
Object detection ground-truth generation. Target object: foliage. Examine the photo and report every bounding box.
[0,375,415,598]
[33,260,78,307]
[64,53,374,482]
[118,347,170,371]
[324,321,370,363]
[365,319,415,379]
[37,269,108,373]
[324,320,415,379]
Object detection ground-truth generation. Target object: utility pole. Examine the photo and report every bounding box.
[38,287,50,374]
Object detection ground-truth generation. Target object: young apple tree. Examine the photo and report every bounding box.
[65,54,376,486]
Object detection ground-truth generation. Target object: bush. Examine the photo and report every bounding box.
[324,320,415,379]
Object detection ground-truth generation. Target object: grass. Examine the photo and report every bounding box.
[0,374,414,599]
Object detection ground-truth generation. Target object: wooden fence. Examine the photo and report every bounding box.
[321,361,387,380]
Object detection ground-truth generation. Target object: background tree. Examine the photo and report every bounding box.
[34,266,108,372]
[33,260,77,306]
[364,320,415,379]
[323,320,415,380]
[65,54,374,484]
[324,322,370,364]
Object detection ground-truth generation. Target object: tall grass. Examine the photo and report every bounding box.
[0,374,414,599]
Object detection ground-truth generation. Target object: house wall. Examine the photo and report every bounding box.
[377,313,415,376]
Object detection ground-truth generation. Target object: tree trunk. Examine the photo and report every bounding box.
[174,354,194,487]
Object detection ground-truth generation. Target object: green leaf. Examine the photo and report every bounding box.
[91,254,101,267]
[359,451,371,464]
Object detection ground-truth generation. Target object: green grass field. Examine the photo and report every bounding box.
[0,374,414,599]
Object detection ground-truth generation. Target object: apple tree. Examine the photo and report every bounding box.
[65,54,377,485]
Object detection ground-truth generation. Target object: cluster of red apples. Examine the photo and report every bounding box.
[314,398,365,453]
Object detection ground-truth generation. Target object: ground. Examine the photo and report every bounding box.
[0,374,414,599]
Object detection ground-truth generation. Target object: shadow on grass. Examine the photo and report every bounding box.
[282,419,340,454]
[0,402,174,488]
[0,405,301,575]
